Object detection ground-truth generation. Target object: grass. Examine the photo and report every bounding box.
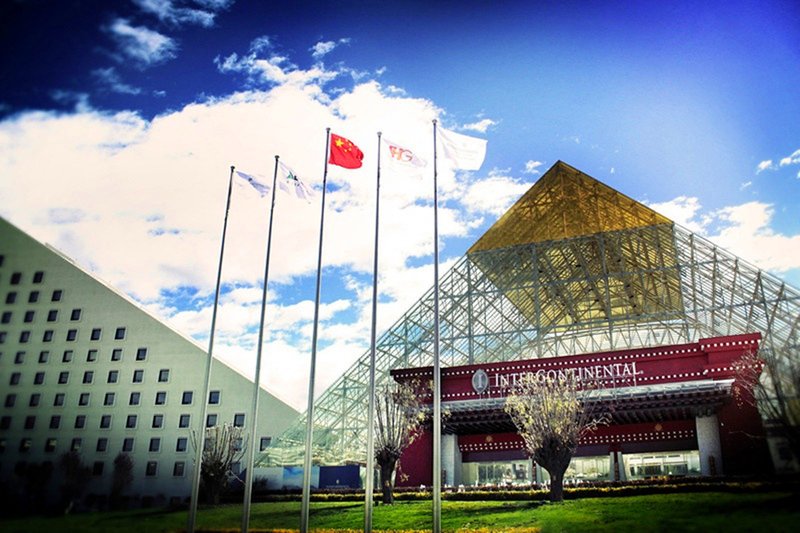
[1,491,799,532]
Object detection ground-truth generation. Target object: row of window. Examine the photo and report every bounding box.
[6,456,189,478]
[1,327,129,344]
[4,365,167,387]
[2,389,222,409]
[1,412,243,431]
[4,289,62,304]
[0,270,45,286]
[1,347,145,364]
[1,308,113,325]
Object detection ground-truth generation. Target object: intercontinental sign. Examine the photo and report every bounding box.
[472,361,643,394]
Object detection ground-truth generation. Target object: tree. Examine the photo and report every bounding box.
[504,373,610,502]
[733,349,800,465]
[110,453,134,509]
[192,423,247,504]
[58,451,91,513]
[373,381,426,504]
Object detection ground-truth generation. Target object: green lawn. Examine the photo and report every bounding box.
[2,491,799,532]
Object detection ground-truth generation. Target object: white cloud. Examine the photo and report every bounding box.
[740,181,752,191]
[778,148,800,167]
[132,0,232,28]
[462,118,497,133]
[461,171,531,216]
[92,67,142,95]
[524,160,543,174]
[310,38,351,60]
[756,159,774,173]
[108,18,178,67]
[646,196,708,234]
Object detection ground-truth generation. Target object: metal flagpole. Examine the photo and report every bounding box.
[431,120,442,533]
[241,156,280,533]
[188,165,235,533]
[364,132,382,532]
[301,128,331,533]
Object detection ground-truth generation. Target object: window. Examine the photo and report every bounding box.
[0,331,6,343]
[145,461,158,477]
[66,329,77,341]
[152,414,164,429]
[47,309,58,322]
[14,351,24,364]
[99,415,111,429]
[209,390,220,405]
[9,372,21,385]
[45,438,58,453]
[49,415,61,429]
[33,271,44,284]
[122,438,134,452]
[43,329,53,342]
[231,462,241,475]
[92,462,104,476]
[79,392,90,406]
[19,438,32,452]
[179,414,190,428]
[82,371,94,384]
[233,413,245,427]
[24,416,36,429]
[176,437,188,452]
[173,461,185,477]
[23,311,34,323]
[0,416,11,430]
[51,290,62,302]
[62,350,73,363]
[115,327,126,340]
[132,369,144,383]
[19,331,30,343]
[96,438,108,452]
[206,414,218,427]
[149,438,161,452]
[111,348,122,361]
[5,394,16,407]
[260,437,272,451]
[5,292,17,304]
[70,309,81,321]
[29,393,41,407]
[58,371,69,384]
[28,291,39,303]
[129,392,140,406]
[38,350,49,363]
[155,391,166,405]
[107,370,118,383]
[74,415,86,429]
[53,393,65,406]
[136,348,147,361]
[158,369,170,382]
[10,272,21,284]
[70,438,82,452]
[103,392,115,406]
[33,371,45,385]
[87,349,97,362]
[181,391,193,405]
[90,328,101,341]
[126,415,137,429]
[1,311,10,323]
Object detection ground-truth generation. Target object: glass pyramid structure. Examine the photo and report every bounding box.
[262,161,800,466]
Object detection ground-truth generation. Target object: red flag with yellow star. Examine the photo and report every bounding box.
[328,133,364,169]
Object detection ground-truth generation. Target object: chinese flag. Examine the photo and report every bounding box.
[329,133,364,169]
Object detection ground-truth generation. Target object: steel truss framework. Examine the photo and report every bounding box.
[262,165,800,467]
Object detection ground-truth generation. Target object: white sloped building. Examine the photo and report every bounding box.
[0,217,298,505]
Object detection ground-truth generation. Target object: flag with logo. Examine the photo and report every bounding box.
[329,133,364,169]
[278,161,313,201]
[382,137,427,169]
[235,170,271,197]
[437,127,487,170]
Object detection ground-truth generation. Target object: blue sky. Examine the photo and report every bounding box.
[1,0,799,408]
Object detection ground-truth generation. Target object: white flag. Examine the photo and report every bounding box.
[278,161,314,201]
[382,137,427,168]
[235,170,271,197]
[437,127,487,170]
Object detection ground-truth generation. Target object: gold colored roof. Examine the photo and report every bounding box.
[469,161,672,253]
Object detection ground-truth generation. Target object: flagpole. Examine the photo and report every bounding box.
[364,131,382,532]
[241,156,280,533]
[301,128,331,533]
[188,165,235,533]
[432,120,442,533]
